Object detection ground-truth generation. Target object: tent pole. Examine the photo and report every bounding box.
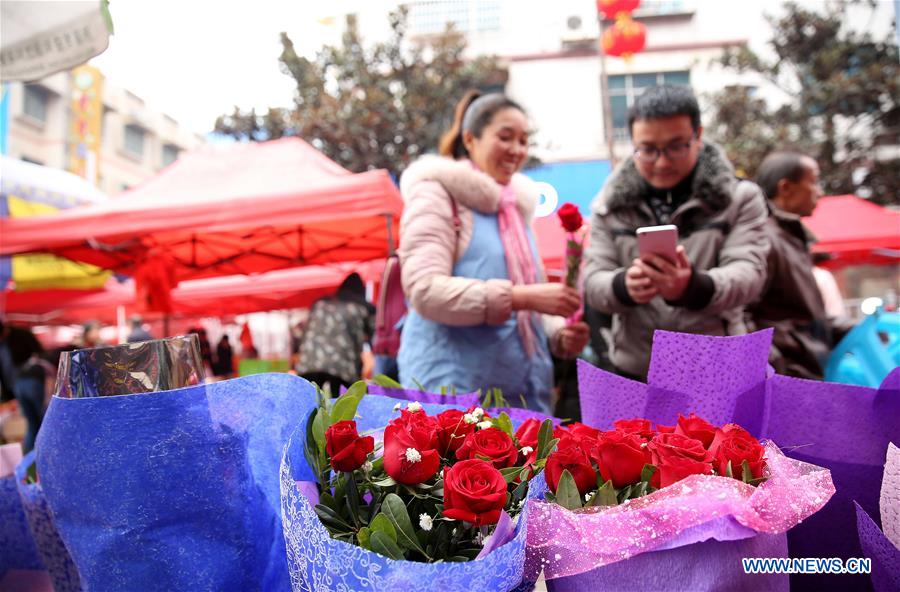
[116,304,126,343]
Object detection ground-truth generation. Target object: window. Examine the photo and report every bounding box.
[406,1,501,36]
[23,84,49,124]
[608,71,691,139]
[161,144,180,167]
[123,124,145,158]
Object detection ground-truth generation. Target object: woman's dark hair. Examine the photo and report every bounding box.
[8,326,43,368]
[438,90,525,159]
[336,272,368,305]
[756,151,812,200]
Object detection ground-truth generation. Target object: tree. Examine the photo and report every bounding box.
[705,1,899,205]
[214,8,507,175]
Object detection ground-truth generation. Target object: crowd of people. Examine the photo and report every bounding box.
[296,84,850,416]
[1,83,855,450]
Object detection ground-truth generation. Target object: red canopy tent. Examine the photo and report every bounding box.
[803,195,900,268]
[0,138,403,290]
[2,260,385,326]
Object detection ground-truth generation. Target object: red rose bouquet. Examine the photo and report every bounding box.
[556,203,585,289]
[543,415,767,510]
[526,413,835,588]
[303,384,556,563]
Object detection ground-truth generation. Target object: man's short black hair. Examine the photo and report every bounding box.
[628,85,701,135]
[756,151,812,200]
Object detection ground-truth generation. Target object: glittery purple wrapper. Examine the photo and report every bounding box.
[341,384,481,407]
[526,443,834,581]
[856,502,900,592]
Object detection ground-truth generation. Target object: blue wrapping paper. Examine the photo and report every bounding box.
[280,424,540,592]
[13,452,81,592]
[35,373,318,592]
[0,453,44,576]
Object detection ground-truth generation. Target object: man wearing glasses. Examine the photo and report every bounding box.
[583,85,770,380]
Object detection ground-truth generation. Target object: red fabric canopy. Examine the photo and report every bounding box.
[0,138,403,284]
[804,195,900,267]
[2,261,385,325]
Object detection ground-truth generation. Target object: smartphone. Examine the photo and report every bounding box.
[637,224,678,263]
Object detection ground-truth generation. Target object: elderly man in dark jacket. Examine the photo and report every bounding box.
[583,85,770,379]
[749,151,844,379]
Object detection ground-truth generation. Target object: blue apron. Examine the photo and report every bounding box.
[399,210,554,413]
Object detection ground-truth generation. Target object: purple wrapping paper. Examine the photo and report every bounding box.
[526,443,833,584]
[766,370,900,592]
[857,503,900,592]
[342,384,481,407]
[579,329,773,433]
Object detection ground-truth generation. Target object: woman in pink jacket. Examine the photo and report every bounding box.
[397,91,590,413]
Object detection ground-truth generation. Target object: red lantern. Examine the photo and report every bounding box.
[601,14,647,59]
[596,0,641,20]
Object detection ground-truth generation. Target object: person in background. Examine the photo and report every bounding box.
[0,320,16,403]
[296,273,375,394]
[213,335,234,379]
[80,320,103,348]
[8,326,52,452]
[397,90,589,414]
[750,151,850,378]
[583,85,769,380]
[127,315,153,343]
[811,253,848,321]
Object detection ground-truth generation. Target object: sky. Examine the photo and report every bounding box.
[89,0,393,136]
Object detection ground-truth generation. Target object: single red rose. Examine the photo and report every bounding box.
[383,420,441,485]
[545,436,598,495]
[613,418,656,440]
[436,409,476,456]
[567,422,602,442]
[456,427,520,469]
[674,413,717,448]
[442,459,508,526]
[648,432,713,466]
[325,420,375,472]
[708,424,766,480]
[592,430,650,488]
[652,455,714,488]
[515,418,541,450]
[557,202,584,233]
[656,424,676,434]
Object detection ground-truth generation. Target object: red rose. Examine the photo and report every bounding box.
[654,455,714,488]
[648,433,713,488]
[592,430,650,488]
[545,436,598,495]
[613,418,656,440]
[442,459,508,526]
[648,433,713,465]
[656,424,676,434]
[325,420,375,472]
[557,202,584,233]
[708,424,766,480]
[567,422,602,442]
[674,414,717,448]
[383,415,441,485]
[436,409,475,456]
[456,427,519,469]
[515,418,541,450]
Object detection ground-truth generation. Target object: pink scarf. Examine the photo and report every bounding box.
[497,183,539,357]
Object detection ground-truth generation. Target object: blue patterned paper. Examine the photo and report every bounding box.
[0,468,43,576]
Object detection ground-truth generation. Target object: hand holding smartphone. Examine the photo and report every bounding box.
[636,224,679,264]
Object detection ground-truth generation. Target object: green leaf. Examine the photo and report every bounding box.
[371,476,397,488]
[493,412,515,439]
[499,467,522,483]
[741,460,753,484]
[382,493,427,554]
[555,470,583,511]
[411,377,426,391]
[536,419,555,460]
[315,504,354,532]
[616,484,634,504]
[592,479,618,507]
[371,374,403,388]
[370,530,405,560]
[640,464,657,483]
[370,513,397,542]
[311,409,327,455]
[357,527,372,549]
[725,460,734,479]
[344,473,362,528]
[331,380,366,424]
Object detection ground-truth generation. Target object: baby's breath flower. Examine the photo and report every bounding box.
[477,420,493,430]
[405,448,422,463]
[407,401,423,412]
[419,514,433,531]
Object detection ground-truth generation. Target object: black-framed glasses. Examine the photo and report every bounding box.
[633,137,697,163]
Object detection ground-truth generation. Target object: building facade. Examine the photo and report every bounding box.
[2,67,204,196]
